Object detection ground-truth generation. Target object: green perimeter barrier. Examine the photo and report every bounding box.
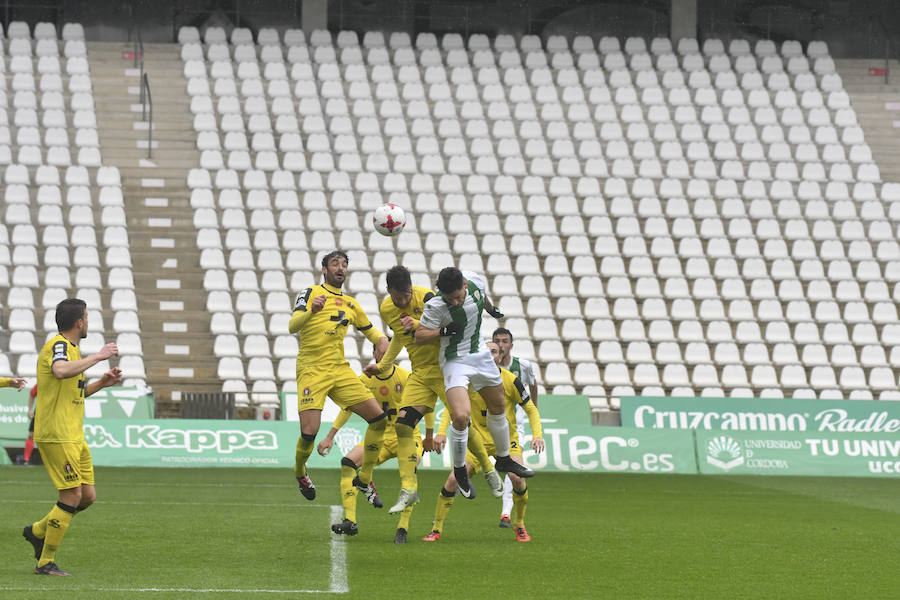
[1,387,154,450]
[82,417,697,474]
[621,396,900,433]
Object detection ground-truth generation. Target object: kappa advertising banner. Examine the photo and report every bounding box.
[81,416,700,474]
[696,431,900,478]
[0,387,153,443]
[621,396,900,434]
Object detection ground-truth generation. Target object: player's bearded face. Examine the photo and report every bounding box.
[323,258,347,288]
[389,287,412,309]
[78,314,88,339]
[445,283,467,307]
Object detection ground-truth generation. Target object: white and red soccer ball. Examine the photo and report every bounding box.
[373,203,407,237]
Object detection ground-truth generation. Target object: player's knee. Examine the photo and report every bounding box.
[341,456,358,470]
[450,412,469,429]
[395,407,423,428]
[366,412,388,428]
[300,432,316,442]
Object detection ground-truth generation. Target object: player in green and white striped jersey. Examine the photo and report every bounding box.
[492,327,539,528]
[411,267,534,503]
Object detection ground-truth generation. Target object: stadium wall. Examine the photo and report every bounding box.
[3,0,900,58]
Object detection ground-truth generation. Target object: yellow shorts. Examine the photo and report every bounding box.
[297,365,372,413]
[400,369,445,412]
[38,440,94,490]
[466,429,523,474]
[358,426,423,466]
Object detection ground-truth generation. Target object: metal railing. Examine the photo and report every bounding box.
[139,73,153,158]
[869,17,895,85]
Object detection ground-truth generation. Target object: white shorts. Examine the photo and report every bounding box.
[442,350,503,392]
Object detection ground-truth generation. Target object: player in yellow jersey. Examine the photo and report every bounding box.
[318,343,435,543]
[0,376,27,389]
[22,298,123,576]
[422,341,544,543]
[289,250,390,508]
[361,266,502,515]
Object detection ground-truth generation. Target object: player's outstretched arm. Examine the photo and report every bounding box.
[52,343,118,380]
[414,325,442,345]
[483,295,503,319]
[0,377,27,390]
[86,367,123,397]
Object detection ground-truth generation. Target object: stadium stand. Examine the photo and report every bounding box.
[0,22,147,389]
[177,26,900,406]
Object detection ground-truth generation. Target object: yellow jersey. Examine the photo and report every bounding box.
[0,377,16,387]
[34,334,86,443]
[376,286,442,378]
[290,282,385,369]
[332,366,435,432]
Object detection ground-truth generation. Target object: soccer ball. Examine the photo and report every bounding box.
[373,203,407,237]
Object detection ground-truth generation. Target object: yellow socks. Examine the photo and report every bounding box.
[512,487,528,527]
[38,502,75,567]
[293,434,315,479]
[466,429,493,472]
[395,423,419,491]
[432,487,456,533]
[339,458,358,523]
[357,416,387,484]
[32,512,52,539]
[396,504,415,531]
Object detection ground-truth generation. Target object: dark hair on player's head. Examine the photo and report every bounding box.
[56,298,87,331]
[386,265,412,292]
[436,267,464,295]
[492,327,513,342]
[321,250,349,268]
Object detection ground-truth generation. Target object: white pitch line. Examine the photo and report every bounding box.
[0,587,333,594]
[329,505,350,594]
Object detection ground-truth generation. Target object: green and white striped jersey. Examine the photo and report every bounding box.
[420,271,488,366]
[500,356,537,387]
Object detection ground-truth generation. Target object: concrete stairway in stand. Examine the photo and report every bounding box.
[89,41,215,416]
[836,58,900,183]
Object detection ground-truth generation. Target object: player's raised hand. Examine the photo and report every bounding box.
[97,343,119,360]
[317,438,333,456]
[433,434,446,454]
[486,305,504,319]
[531,438,545,454]
[309,295,327,313]
[362,363,381,377]
[9,377,26,390]
[100,367,123,388]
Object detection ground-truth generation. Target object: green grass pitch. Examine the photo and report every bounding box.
[1,465,898,599]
